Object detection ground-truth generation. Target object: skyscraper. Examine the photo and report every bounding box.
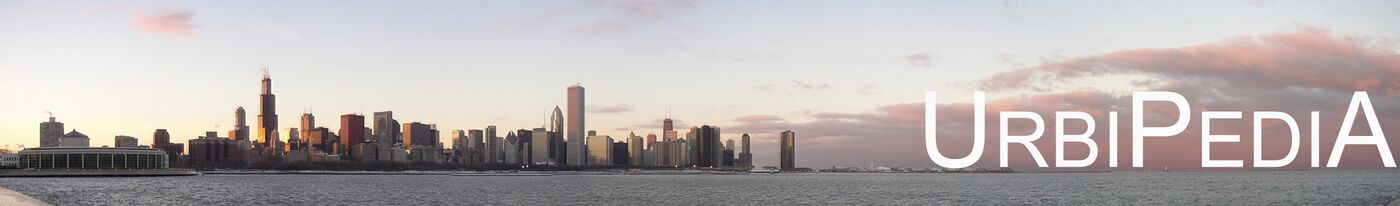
[740,133,752,168]
[780,130,796,171]
[340,114,366,155]
[629,134,643,166]
[257,68,279,149]
[153,129,177,160]
[39,116,63,147]
[689,125,722,167]
[484,125,497,163]
[504,131,519,164]
[530,128,550,165]
[550,106,565,165]
[586,135,611,166]
[300,113,315,143]
[153,129,171,150]
[468,129,484,164]
[402,122,436,148]
[231,107,250,141]
[373,111,399,145]
[567,84,586,166]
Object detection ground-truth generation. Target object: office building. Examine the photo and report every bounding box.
[629,133,643,166]
[781,130,796,171]
[550,106,565,165]
[39,116,63,147]
[484,125,497,163]
[504,132,519,164]
[530,128,550,165]
[339,114,365,157]
[115,135,138,147]
[586,135,611,166]
[739,133,752,168]
[689,125,721,167]
[567,84,586,166]
[257,69,279,149]
[230,107,250,141]
[300,113,315,143]
[189,131,251,165]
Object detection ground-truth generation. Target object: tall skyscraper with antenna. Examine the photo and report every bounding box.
[257,66,279,149]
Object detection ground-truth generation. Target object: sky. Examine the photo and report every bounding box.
[2,0,1400,170]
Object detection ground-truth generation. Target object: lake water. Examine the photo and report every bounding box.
[2,170,1399,205]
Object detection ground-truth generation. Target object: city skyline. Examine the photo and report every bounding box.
[4,1,1400,170]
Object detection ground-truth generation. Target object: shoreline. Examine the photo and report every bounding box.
[0,185,49,206]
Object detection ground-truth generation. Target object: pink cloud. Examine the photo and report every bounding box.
[901,53,936,68]
[587,104,633,114]
[734,115,784,124]
[131,10,196,37]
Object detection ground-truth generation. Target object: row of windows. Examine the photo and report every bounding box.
[18,153,167,169]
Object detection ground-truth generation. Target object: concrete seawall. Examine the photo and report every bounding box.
[0,186,49,206]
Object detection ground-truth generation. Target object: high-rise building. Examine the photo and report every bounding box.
[231,107,250,141]
[286,128,301,151]
[550,106,565,164]
[468,129,484,164]
[373,111,399,145]
[724,138,736,166]
[586,135,611,166]
[530,128,550,165]
[484,125,497,163]
[689,125,722,167]
[115,135,138,147]
[300,113,315,143]
[739,133,752,168]
[612,141,629,166]
[339,114,365,157]
[153,129,178,161]
[780,130,796,171]
[504,131,519,164]
[307,127,332,152]
[516,129,532,161]
[257,68,279,149]
[629,134,644,166]
[39,116,63,147]
[402,122,436,148]
[567,84,586,166]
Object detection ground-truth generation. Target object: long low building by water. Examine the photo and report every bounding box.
[15,147,169,169]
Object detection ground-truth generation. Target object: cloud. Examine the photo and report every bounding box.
[131,10,196,37]
[752,81,835,93]
[587,104,633,114]
[791,81,833,90]
[734,28,1400,170]
[734,115,784,124]
[901,53,936,68]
